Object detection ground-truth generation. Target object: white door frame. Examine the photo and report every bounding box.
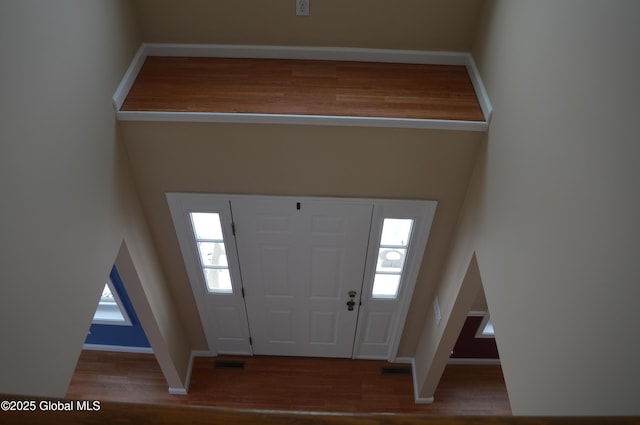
[167,193,437,361]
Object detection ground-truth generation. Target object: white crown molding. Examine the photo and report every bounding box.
[113,43,492,131]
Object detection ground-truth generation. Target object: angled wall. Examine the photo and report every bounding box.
[0,1,189,397]
[415,0,640,415]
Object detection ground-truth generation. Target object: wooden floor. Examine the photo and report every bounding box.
[122,57,485,121]
[66,351,511,415]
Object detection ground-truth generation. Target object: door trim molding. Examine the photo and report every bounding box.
[167,193,437,361]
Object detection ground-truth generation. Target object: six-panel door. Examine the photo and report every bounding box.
[231,198,373,358]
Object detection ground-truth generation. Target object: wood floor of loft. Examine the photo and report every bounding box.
[66,351,511,415]
[121,57,485,122]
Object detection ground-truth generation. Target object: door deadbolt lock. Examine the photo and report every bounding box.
[347,290,357,311]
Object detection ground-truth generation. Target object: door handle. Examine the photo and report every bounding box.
[347,290,357,311]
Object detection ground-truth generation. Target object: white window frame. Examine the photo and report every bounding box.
[371,218,415,299]
[189,212,234,294]
[476,313,495,338]
[92,278,132,326]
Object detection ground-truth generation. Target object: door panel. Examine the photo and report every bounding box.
[310,247,342,298]
[261,245,292,297]
[362,311,393,344]
[269,310,295,343]
[232,198,373,358]
[166,194,253,355]
[309,311,338,344]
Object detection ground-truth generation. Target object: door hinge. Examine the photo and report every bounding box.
[232,222,236,236]
[249,337,252,345]
[241,287,245,298]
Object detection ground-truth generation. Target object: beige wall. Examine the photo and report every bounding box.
[414,252,483,398]
[470,279,488,312]
[0,1,189,396]
[134,0,483,51]
[120,122,483,355]
[413,137,488,400]
[415,0,640,415]
[125,0,489,377]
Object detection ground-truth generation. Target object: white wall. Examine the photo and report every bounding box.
[422,0,640,415]
[0,1,189,397]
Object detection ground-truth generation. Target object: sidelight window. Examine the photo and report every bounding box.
[371,218,413,299]
[189,212,233,293]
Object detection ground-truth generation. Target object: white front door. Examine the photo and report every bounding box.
[231,197,373,358]
[168,193,437,360]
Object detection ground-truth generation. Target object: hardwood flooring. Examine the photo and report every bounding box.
[121,57,485,121]
[66,351,511,415]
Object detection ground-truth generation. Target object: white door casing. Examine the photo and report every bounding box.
[167,193,437,360]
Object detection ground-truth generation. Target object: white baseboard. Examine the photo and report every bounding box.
[448,358,501,365]
[144,43,469,65]
[82,344,153,354]
[116,108,488,131]
[185,350,215,391]
[167,350,216,396]
[112,44,146,111]
[169,351,439,403]
[403,358,434,404]
[415,395,435,404]
[353,354,388,361]
[192,350,215,357]
[397,356,499,403]
[113,43,491,132]
[464,55,493,122]
[168,387,188,395]
[389,357,435,404]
